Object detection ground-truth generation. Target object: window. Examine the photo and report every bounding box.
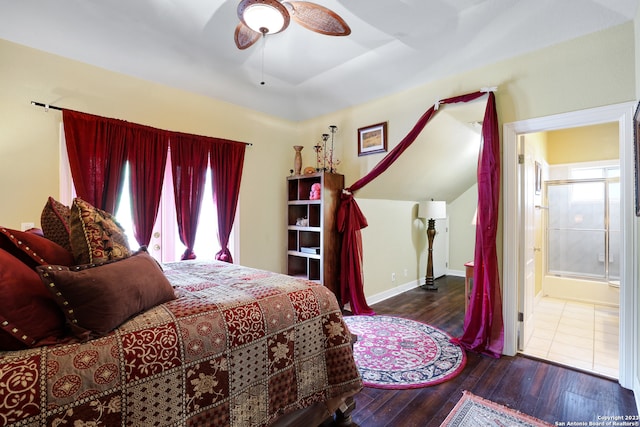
[115,160,223,263]
[60,127,236,263]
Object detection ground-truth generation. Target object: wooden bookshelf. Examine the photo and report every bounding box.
[286,172,344,297]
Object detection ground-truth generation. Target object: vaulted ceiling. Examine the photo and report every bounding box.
[0,0,636,203]
[0,0,636,122]
[354,100,487,201]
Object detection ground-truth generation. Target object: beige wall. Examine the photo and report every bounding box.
[0,38,297,273]
[358,199,424,295]
[546,122,619,164]
[448,184,477,272]
[295,22,635,299]
[0,22,636,302]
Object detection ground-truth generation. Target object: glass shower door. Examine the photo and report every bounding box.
[546,179,618,281]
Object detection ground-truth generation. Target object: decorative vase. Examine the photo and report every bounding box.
[293,145,303,175]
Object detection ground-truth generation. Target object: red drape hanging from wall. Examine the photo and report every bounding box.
[62,110,127,213]
[338,90,503,357]
[127,126,169,247]
[452,92,504,357]
[209,140,246,263]
[169,133,210,260]
[337,91,488,316]
[336,195,369,313]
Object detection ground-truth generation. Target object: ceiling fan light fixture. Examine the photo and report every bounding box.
[238,0,290,34]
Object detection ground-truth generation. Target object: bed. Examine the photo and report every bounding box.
[0,200,362,427]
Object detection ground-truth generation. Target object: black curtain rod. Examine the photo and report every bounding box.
[30,100,253,146]
[31,101,63,111]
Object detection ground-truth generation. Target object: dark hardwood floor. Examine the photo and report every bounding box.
[344,275,638,427]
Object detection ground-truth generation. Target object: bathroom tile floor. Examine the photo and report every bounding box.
[522,296,619,379]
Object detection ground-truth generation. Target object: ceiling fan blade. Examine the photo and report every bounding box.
[286,1,351,36]
[234,22,261,49]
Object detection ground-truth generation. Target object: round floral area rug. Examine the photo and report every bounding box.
[343,315,466,389]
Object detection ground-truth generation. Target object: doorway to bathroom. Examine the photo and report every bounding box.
[521,148,621,378]
[502,101,637,390]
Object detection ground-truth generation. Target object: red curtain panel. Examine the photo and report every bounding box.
[209,139,246,263]
[63,110,127,213]
[453,92,504,358]
[169,133,209,260]
[127,126,168,247]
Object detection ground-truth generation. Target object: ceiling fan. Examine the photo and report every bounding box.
[234,0,351,50]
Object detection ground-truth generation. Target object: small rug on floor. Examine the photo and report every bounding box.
[343,315,466,389]
[440,391,553,427]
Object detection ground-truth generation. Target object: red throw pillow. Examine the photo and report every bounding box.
[0,248,67,350]
[68,197,131,265]
[41,196,72,252]
[37,250,175,339]
[0,226,74,269]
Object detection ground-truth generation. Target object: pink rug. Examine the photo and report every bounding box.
[440,391,553,426]
[343,315,466,389]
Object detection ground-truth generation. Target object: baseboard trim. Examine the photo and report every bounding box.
[367,279,422,306]
[448,269,464,278]
[360,271,464,308]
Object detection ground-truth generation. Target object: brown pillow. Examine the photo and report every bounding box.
[0,226,74,269]
[36,250,175,338]
[0,248,67,350]
[69,197,131,265]
[41,196,72,252]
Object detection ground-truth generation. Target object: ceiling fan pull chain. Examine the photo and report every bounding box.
[260,31,267,85]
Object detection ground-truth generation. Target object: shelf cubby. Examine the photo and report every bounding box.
[285,172,344,298]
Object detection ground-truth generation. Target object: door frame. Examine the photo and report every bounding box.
[503,102,637,390]
[518,138,538,351]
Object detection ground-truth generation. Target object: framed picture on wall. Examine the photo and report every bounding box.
[634,101,640,216]
[358,122,387,156]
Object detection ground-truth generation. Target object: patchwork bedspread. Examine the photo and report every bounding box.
[0,260,362,426]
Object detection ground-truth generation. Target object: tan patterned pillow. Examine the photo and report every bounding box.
[69,198,131,265]
[41,196,72,252]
